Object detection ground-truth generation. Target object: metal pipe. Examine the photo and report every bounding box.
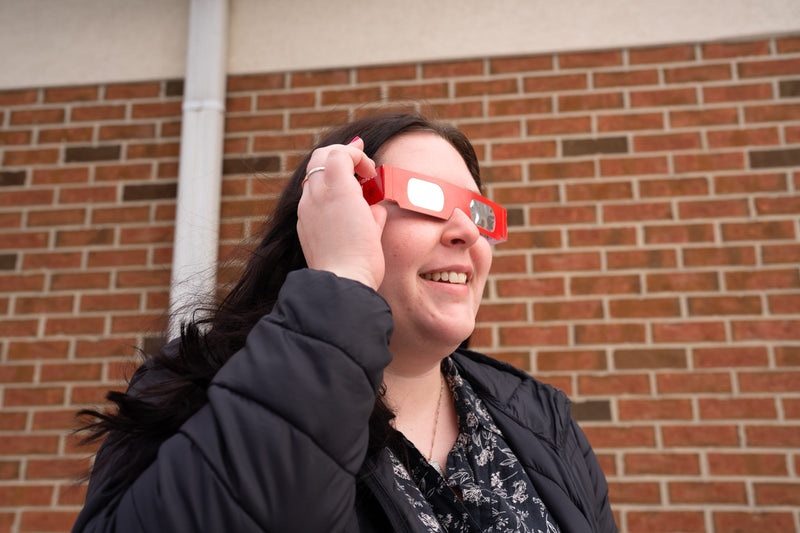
[168,0,229,339]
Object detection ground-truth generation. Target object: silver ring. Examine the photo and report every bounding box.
[302,166,326,187]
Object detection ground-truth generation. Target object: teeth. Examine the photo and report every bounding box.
[421,271,468,284]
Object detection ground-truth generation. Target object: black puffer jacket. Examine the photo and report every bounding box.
[73,269,616,532]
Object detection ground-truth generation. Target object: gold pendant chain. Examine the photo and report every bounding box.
[426,372,445,462]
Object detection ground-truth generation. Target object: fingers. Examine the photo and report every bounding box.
[303,137,376,191]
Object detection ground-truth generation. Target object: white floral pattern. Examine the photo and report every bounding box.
[387,358,562,533]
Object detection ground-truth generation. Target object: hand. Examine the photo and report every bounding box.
[297,138,388,290]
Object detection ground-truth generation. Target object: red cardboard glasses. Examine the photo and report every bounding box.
[359,165,507,244]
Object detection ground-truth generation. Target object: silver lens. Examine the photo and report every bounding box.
[470,199,496,231]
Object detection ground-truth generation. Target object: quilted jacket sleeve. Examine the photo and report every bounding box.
[72,269,393,532]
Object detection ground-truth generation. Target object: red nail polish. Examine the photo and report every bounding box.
[349,136,361,143]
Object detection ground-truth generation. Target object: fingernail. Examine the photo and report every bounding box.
[349,136,361,144]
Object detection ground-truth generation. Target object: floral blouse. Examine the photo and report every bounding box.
[387,358,562,533]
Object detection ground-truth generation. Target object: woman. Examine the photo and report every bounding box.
[73,112,617,532]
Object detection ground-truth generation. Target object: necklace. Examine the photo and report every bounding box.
[426,372,445,462]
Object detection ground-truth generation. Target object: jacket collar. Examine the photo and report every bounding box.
[450,349,572,450]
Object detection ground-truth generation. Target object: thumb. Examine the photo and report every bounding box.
[370,203,388,234]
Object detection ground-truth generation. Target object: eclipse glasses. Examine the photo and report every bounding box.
[359,165,507,244]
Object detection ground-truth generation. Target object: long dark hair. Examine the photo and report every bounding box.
[78,111,482,494]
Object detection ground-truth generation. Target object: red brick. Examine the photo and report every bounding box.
[0,435,59,455]
[496,277,564,297]
[633,132,702,152]
[31,167,89,185]
[671,107,739,127]
[14,295,73,315]
[609,297,680,318]
[688,295,762,315]
[669,481,747,504]
[738,57,800,78]
[19,510,82,532]
[565,182,633,203]
[599,155,668,176]
[132,101,181,118]
[105,81,161,99]
[528,160,595,180]
[0,364,35,385]
[714,512,795,533]
[2,148,60,166]
[745,102,800,123]
[558,92,623,112]
[664,63,733,83]
[474,302,527,323]
[769,293,800,314]
[499,324,568,346]
[625,452,700,475]
[571,274,641,295]
[38,126,94,143]
[746,425,800,447]
[704,82,774,103]
[575,323,646,345]
[693,346,769,368]
[603,201,672,222]
[488,96,552,116]
[423,60,483,78]
[226,114,283,132]
[456,78,519,97]
[597,112,664,132]
[492,140,556,159]
[763,243,800,264]
[703,40,771,59]
[0,485,53,506]
[387,82,449,101]
[7,340,69,361]
[534,299,603,321]
[559,50,622,69]
[653,321,726,343]
[537,350,607,371]
[3,386,65,407]
[10,108,66,126]
[645,223,715,244]
[71,104,126,121]
[227,73,284,92]
[490,55,553,74]
[658,372,733,394]
[619,399,693,421]
[524,73,587,92]
[493,184,558,205]
[607,482,661,504]
[321,86,382,105]
[533,251,601,272]
[58,185,118,203]
[45,316,105,335]
[40,363,102,382]
[526,116,592,135]
[582,425,655,448]
[357,64,417,83]
[754,482,800,506]
[700,397,777,420]
[649,270,719,292]
[662,424,740,447]
[627,511,706,533]
[0,88,38,106]
[726,268,799,290]
[608,249,677,270]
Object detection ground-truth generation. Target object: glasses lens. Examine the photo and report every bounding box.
[407,178,445,212]
[470,199,496,232]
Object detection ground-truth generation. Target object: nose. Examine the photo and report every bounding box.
[441,207,480,247]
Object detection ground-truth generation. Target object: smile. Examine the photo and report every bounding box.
[420,271,468,285]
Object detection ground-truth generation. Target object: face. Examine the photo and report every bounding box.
[374,132,493,360]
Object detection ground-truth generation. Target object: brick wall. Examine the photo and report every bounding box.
[1,35,799,532]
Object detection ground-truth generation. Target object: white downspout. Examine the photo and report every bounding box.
[168,0,229,339]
